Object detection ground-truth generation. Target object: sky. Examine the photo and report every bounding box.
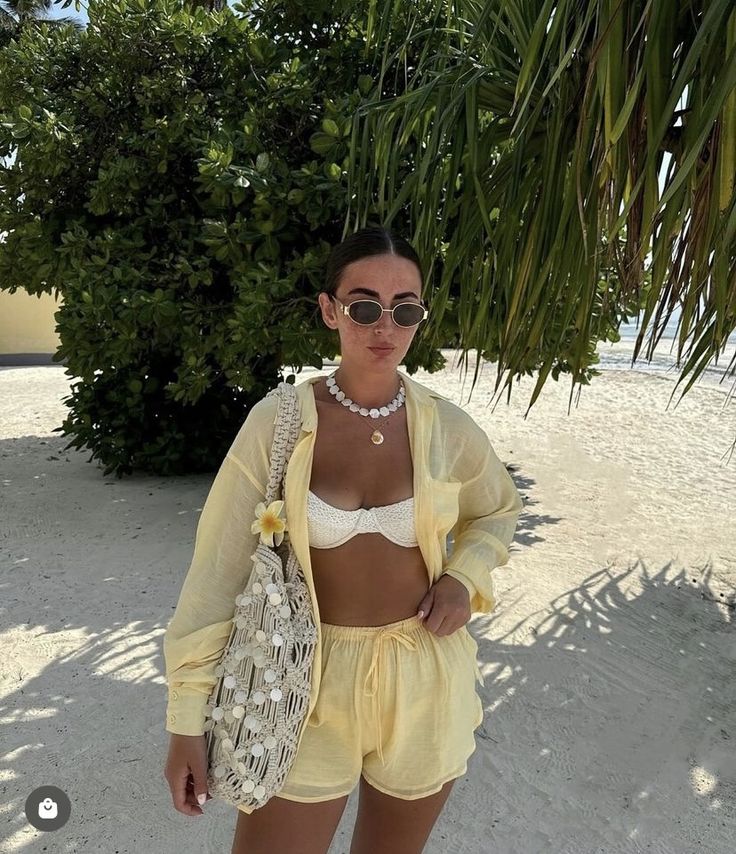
[43,0,238,25]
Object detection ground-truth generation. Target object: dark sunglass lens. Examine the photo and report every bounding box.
[395,303,425,326]
[350,301,383,324]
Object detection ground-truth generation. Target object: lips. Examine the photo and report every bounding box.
[369,347,394,352]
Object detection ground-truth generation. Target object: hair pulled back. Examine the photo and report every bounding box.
[324,226,424,298]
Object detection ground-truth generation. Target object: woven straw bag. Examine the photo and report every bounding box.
[203,380,318,810]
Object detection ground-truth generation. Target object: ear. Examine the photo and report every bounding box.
[320,294,341,330]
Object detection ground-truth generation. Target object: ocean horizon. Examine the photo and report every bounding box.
[595,315,735,394]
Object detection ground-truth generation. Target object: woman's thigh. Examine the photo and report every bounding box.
[231,793,350,854]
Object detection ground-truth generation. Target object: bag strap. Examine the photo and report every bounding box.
[261,381,304,506]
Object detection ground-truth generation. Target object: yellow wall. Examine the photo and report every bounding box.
[0,289,62,360]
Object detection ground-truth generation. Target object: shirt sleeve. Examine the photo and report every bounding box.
[442,439,524,616]
[162,400,276,736]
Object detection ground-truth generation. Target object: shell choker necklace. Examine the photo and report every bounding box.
[324,369,405,445]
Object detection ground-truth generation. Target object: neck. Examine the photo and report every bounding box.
[332,364,401,410]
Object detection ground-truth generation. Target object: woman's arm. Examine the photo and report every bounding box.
[441,438,524,616]
[163,398,277,735]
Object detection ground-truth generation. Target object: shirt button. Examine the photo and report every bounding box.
[169,714,177,724]
[172,691,179,700]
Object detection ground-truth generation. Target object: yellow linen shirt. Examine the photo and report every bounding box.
[163,369,524,736]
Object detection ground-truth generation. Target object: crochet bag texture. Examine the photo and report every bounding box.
[203,381,318,810]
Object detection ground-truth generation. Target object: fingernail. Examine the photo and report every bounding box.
[417,611,424,619]
[197,793,207,806]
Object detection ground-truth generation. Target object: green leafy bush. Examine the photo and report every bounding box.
[0,0,446,476]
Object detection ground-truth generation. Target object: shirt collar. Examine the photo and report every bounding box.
[295,368,437,434]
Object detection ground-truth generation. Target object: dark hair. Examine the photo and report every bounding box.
[324,226,424,299]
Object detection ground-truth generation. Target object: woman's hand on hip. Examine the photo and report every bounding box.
[416,574,471,636]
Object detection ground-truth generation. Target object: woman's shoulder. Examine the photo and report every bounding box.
[401,372,484,437]
[440,399,487,435]
[428,391,497,461]
[227,392,280,460]
[241,391,280,427]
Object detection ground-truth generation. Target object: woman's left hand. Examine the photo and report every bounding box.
[416,575,471,637]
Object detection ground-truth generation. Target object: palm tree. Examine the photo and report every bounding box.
[0,0,84,36]
[344,0,736,418]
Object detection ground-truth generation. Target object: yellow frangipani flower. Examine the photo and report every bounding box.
[251,500,288,548]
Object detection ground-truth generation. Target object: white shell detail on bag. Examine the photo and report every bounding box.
[204,381,318,811]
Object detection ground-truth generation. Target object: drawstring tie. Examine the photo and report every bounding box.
[363,628,419,765]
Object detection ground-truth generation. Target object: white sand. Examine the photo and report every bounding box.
[1,344,734,853]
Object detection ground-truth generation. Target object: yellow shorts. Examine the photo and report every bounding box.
[244,613,484,808]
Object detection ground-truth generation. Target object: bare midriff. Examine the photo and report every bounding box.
[308,378,430,627]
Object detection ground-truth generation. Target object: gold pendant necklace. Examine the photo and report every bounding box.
[366,393,399,445]
[367,399,399,444]
[370,418,391,445]
[325,370,405,444]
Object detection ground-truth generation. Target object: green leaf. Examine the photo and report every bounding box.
[309,132,335,154]
[357,75,374,95]
[321,118,340,137]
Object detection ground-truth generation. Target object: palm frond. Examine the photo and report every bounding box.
[345,0,736,420]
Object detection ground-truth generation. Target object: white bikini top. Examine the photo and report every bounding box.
[307,489,418,549]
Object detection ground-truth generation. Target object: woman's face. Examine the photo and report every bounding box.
[318,254,424,370]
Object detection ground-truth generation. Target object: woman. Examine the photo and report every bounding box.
[163,226,524,854]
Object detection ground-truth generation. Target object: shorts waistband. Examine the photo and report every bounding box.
[320,614,424,641]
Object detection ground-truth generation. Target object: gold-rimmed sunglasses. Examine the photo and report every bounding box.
[330,296,428,328]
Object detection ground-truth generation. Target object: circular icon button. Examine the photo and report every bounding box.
[25,786,71,831]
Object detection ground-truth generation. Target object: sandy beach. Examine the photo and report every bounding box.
[1,341,735,853]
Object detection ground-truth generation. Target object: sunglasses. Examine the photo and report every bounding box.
[330,296,428,328]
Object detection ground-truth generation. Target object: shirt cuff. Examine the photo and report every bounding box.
[441,567,496,615]
[165,685,211,736]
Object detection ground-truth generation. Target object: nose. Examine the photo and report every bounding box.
[376,307,395,332]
